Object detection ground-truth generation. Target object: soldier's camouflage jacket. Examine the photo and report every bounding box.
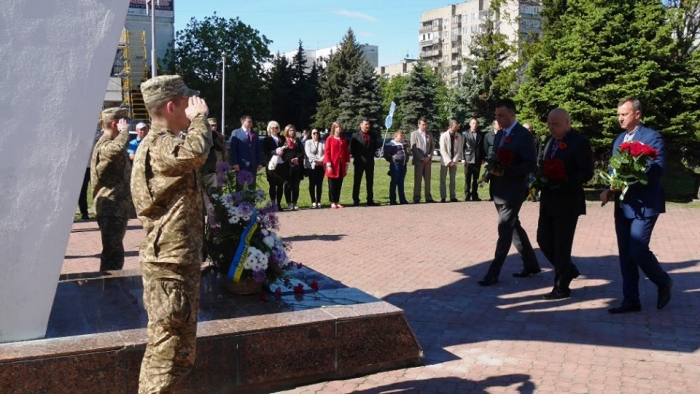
[91,129,132,217]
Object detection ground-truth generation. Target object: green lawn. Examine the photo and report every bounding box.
[256,159,491,209]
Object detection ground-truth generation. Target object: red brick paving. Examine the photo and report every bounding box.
[64,201,700,393]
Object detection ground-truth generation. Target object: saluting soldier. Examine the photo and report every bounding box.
[130,75,212,394]
[90,107,131,271]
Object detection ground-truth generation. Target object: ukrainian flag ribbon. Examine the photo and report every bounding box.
[227,209,259,282]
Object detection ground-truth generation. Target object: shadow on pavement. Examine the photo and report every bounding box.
[383,253,700,365]
[284,234,347,242]
[352,374,534,394]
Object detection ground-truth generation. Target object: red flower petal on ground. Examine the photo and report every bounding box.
[293,284,304,294]
[274,287,282,300]
[296,262,303,269]
[310,280,319,291]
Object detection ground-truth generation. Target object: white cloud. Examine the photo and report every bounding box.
[332,9,378,23]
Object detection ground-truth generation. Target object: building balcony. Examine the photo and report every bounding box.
[420,50,441,58]
[451,47,461,55]
[419,25,439,34]
[451,59,462,67]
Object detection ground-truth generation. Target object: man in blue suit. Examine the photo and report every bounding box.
[229,115,264,188]
[478,99,540,286]
[601,98,673,313]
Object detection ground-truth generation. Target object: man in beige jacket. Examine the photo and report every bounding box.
[439,120,463,202]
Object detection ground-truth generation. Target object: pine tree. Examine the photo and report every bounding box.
[395,61,440,132]
[313,28,364,129]
[379,74,408,131]
[517,0,675,157]
[266,53,295,128]
[337,60,383,134]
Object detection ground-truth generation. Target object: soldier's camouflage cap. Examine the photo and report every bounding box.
[207,117,218,125]
[101,107,128,122]
[140,75,199,105]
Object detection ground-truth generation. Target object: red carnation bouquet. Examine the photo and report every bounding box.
[530,158,566,191]
[479,148,514,184]
[599,141,658,204]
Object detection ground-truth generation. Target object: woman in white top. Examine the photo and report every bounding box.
[304,129,325,208]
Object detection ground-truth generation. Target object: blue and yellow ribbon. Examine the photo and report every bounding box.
[227,209,259,282]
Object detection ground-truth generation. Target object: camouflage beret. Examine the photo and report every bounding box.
[140,75,199,105]
[207,117,218,126]
[101,107,128,122]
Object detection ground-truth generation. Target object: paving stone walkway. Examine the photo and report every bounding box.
[65,200,700,393]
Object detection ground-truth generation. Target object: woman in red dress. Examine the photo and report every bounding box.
[323,121,350,209]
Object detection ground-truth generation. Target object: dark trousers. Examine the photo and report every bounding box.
[96,215,128,271]
[537,212,580,292]
[284,167,302,205]
[615,215,671,303]
[465,163,480,200]
[485,201,539,279]
[389,163,408,204]
[266,170,284,208]
[352,161,374,203]
[78,168,90,217]
[328,177,344,204]
[307,167,324,203]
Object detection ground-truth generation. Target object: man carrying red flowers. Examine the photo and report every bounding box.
[601,98,673,314]
[478,99,541,287]
[536,108,594,299]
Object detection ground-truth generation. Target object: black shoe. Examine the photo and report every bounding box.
[80,214,89,220]
[473,197,482,202]
[478,276,499,287]
[413,200,421,204]
[367,201,379,206]
[426,199,436,203]
[400,200,410,205]
[608,302,642,314]
[542,288,571,300]
[450,198,459,202]
[353,201,360,207]
[657,279,673,310]
[512,268,541,278]
[390,201,399,206]
[440,199,446,203]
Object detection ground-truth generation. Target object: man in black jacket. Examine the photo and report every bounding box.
[463,118,485,201]
[350,118,379,206]
[537,108,594,299]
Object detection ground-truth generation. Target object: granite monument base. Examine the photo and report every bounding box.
[0,267,422,393]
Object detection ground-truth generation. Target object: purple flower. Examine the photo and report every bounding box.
[238,202,255,218]
[223,194,234,206]
[216,172,226,187]
[232,192,242,204]
[270,248,286,265]
[216,162,231,174]
[252,269,266,282]
[237,170,254,186]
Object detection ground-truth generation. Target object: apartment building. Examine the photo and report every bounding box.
[419,0,542,84]
[376,58,418,79]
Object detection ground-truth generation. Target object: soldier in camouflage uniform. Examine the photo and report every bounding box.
[90,107,131,271]
[130,75,212,394]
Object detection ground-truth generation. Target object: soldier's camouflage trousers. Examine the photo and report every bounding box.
[138,262,201,394]
[96,215,128,271]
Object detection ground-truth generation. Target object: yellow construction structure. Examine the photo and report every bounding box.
[117,29,149,122]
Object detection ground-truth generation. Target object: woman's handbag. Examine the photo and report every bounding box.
[268,155,282,171]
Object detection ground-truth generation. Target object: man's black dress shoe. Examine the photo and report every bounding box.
[441,199,446,203]
[390,202,399,206]
[400,200,410,205]
[542,288,571,300]
[608,303,642,314]
[450,198,459,202]
[366,201,379,206]
[512,268,541,278]
[426,199,436,203]
[353,201,360,207]
[657,278,673,310]
[478,276,499,287]
[473,197,482,202]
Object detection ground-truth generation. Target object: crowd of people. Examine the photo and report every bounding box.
[83,71,673,393]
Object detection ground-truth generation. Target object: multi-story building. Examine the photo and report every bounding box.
[419,0,542,84]
[281,44,379,72]
[376,58,418,79]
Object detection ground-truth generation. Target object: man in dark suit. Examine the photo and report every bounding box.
[601,98,673,313]
[536,108,594,299]
[229,115,263,188]
[463,118,485,201]
[479,99,540,286]
[350,118,379,206]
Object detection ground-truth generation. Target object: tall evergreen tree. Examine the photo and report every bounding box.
[267,53,295,128]
[379,74,409,131]
[395,61,440,132]
[517,0,675,158]
[314,28,364,128]
[337,60,383,134]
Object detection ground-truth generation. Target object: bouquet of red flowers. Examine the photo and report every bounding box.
[479,148,515,183]
[599,141,658,203]
[531,158,566,191]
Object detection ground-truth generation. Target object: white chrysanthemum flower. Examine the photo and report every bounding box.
[243,247,269,271]
[263,236,275,248]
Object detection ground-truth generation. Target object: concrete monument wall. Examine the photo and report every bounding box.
[0,1,130,342]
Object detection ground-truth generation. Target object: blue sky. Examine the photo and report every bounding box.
[174,0,455,65]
